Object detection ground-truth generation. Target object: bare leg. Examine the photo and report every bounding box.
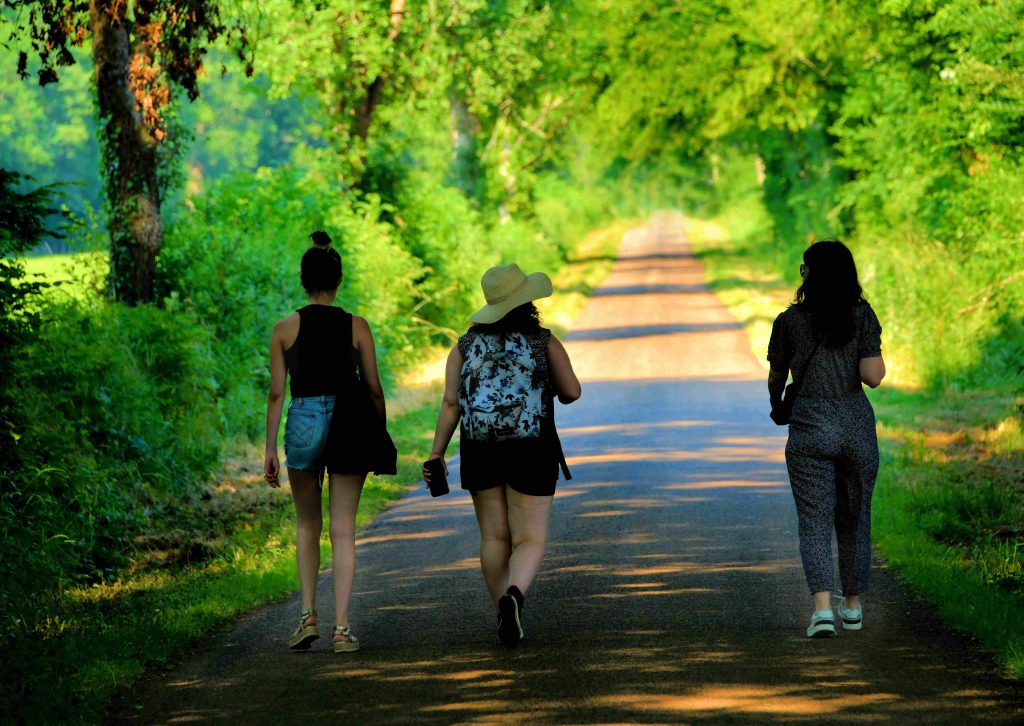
[506,488,554,596]
[288,468,324,620]
[813,591,832,611]
[328,472,366,628]
[471,487,513,609]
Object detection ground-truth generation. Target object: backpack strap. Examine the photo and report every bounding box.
[533,328,570,480]
[553,425,572,480]
[339,309,359,383]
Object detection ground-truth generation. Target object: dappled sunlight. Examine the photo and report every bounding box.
[165,711,219,723]
[659,479,787,490]
[568,446,784,465]
[689,651,742,663]
[438,669,513,681]
[582,660,676,673]
[375,603,436,612]
[615,564,693,576]
[576,509,636,518]
[549,533,659,548]
[589,685,900,716]
[558,480,628,490]
[459,679,516,689]
[716,435,786,446]
[559,420,718,436]
[168,679,201,688]
[385,513,439,523]
[549,488,585,500]
[549,563,608,575]
[593,587,716,598]
[424,557,479,573]
[356,529,458,546]
[420,700,516,713]
[318,669,381,679]
[702,560,798,574]
[581,497,670,508]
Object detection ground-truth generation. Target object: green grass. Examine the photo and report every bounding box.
[4,221,624,724]
[871,387,1024,677]
[23,251,108,301]
[687,202,1024,679]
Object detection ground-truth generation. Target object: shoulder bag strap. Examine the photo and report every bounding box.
[788,337,823,403]
[340,310,359,382]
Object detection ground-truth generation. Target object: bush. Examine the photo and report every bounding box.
[159,166,425,441]
[0,298,219,636]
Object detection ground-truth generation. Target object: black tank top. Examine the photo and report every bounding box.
[285,305,360,398]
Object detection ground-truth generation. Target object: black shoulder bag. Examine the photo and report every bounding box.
[324,311,398,475]
[770,339,822,426]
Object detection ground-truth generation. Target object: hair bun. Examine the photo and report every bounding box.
[310,230,332,248]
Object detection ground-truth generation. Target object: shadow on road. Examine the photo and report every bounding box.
[566,322,744,342]
[591,283,711,296]
[118,379,1024,725]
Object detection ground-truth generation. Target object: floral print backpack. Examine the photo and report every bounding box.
[459,332,545,442]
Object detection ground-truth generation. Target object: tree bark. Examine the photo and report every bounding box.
[450,91,481,198]
[353,0,406,143]
[90,0,163,304]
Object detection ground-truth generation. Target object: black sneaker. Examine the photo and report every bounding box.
[497,591,523,648]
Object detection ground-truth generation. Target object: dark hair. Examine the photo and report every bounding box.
[301,230,342,295]
[470,302,542,335]
[794,239,866,347]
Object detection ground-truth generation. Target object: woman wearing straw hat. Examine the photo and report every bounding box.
[424,263,581,648]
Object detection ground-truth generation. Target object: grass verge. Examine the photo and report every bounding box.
[5,221,625,724]
[686,208,1024,679]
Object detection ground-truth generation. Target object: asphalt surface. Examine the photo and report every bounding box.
[114,214,1024,724]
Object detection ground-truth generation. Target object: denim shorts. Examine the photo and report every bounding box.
[284,396,336,472]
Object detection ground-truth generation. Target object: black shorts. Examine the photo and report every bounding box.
[459,424,561,497]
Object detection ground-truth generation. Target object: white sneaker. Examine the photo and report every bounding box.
[838,601,863,630]
[806,609,836,638]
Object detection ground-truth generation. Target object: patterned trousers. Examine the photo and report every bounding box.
[785,398,879,595]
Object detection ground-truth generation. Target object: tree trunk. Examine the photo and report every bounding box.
[90,0,163,305]
[450,91,481,198]
[353,0,406,143]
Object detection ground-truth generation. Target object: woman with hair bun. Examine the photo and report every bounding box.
[768,240,886,639]
[264,230,389,653]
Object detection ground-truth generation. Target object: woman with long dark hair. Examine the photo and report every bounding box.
[424,263,581,648]
[767,240,886,638]
[264,231,388,653]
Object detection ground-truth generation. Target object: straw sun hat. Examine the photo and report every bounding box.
[469,263,553,324]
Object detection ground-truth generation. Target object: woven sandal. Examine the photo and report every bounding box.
[289,609,319,650]
[333,625,360,653]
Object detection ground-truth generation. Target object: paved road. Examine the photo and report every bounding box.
[117,215,1024,724]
